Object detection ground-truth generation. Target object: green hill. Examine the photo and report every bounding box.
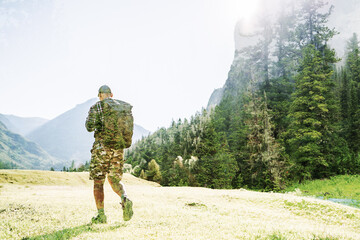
[0,121,60,170]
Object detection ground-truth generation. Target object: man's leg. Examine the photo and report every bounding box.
[89,141,108,223]
[94,179,105,210]
[108,176,133,221]
[108,148,126,198]
[108,176,127,198]
[108,148,133,221]
[91,178,107,223]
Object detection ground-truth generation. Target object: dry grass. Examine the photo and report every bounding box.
[0,170,360,239]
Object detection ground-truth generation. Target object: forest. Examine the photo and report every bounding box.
[125,0,360,191]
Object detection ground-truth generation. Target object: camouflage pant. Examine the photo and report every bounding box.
[89,141,124,181]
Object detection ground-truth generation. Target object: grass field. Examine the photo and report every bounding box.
[1,170,360,239]
[285,175,360,208]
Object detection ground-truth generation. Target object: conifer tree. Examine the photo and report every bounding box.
[285,44,339,181]
[241,16,273,90]
[273,2,298,80]
[295,0,336,51]
[139,169,146,180]
[345,33,360,83]
[246,89,285,190]
[340,69,350,124]
[146,159,162,183]
[192,118,238,189]
[344,33,360,153]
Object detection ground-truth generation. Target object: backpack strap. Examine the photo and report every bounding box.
[96,102,104,131]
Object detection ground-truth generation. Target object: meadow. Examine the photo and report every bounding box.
[285,175,360,208]
[1,170,360,239]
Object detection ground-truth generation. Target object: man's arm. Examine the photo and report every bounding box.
[86,104,98,132]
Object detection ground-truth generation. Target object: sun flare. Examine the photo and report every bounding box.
[228,0,260,21]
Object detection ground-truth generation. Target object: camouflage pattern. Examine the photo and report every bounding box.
[86,101,104,139]
[89,141,124,180]
[102,98,133,149]
[85,98,133,149]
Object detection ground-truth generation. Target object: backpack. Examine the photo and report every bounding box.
[101,98,133,149]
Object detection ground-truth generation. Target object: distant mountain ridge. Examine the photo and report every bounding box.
[0,114,48,136]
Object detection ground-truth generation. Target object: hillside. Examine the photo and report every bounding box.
[0,121,60,170]
[0,114,48,136]
[26,99,150,167]
[0,170,359,239]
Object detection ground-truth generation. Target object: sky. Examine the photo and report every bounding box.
[0,0,259,132]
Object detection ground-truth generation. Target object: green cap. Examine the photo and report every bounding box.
[98,85,112,94]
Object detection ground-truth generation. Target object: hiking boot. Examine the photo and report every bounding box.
[121,196,133,221]
[91,213,107,224]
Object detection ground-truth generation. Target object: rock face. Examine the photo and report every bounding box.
[26,98,150,166]
[0,120,59,169]
[206,88,224,110]
[206,12,263,109]
[206,49,253,109]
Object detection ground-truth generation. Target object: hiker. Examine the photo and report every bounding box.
[85,85,134,223]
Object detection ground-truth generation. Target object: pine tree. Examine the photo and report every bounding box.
[240,16,273,90]
[295,0,336,52]
[70,160,75,172]
[261,5,298,140]
[246,90,286,190]
[340,68,350,124]
[344,33,360,153]
[345,33,360,83]
[146,159,162,183]
[273,2,298,80]
[84,161,90,171]
[285,44,339,182]
[192,118,238,189]
[139,169,146,180]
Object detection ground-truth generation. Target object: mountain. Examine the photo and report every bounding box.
[26,98,150,166]
[0,114,48,136]
[207,0,360,109]
[0,120,60,169]
[133,124,151,142]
